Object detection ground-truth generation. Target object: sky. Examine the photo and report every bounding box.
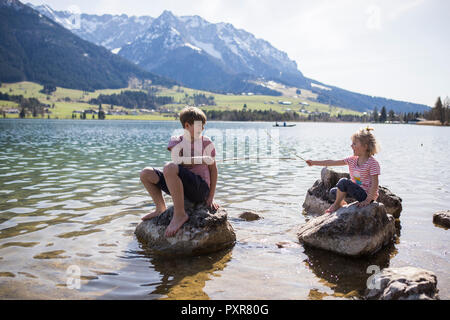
[26,0,450,106]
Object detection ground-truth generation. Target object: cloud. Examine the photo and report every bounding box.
[387,0,426,20]
[366,5,382,30]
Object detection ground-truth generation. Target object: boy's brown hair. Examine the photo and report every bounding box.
[179,106,207,128]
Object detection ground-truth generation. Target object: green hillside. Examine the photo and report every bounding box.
[0,81,362,120]
[0,0,175,91]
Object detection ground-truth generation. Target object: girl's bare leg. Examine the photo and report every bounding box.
[163,163,189,237]
[326,189,346,213]
[140,168,167,220]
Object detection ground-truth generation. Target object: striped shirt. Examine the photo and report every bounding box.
[343,156,381,199]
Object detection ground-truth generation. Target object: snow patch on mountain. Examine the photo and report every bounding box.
[184,43,202,52]
[190,38,222,60]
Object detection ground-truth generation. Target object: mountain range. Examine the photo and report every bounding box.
[0,0,173,91]
[3,1,430,113]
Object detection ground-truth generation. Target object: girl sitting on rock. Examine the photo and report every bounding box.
[306,127,381,213]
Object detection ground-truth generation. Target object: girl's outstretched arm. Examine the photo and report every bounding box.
[306,160,346,167]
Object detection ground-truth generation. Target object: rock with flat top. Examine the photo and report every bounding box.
[297,202,396,257]
[303,167,402,218]
[366,267,439,300]
[433,210,450,228]
[135,200,236,257]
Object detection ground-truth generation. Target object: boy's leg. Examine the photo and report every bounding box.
[163,162,189,237]
[140,168,167,220]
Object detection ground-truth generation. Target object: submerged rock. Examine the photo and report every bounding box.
[276,241,302,249]
[433,210,450,228]
[238,211,263,221]
[135,200,236,257]
[366,267,439,300]
[303,167,402,218]
[297,202,396,257]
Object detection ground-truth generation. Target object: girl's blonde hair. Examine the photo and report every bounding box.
[352,127,380,156]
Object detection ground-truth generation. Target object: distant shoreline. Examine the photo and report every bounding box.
[416,120,449,126]
[1,117,449,126]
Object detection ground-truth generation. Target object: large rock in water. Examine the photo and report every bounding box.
[303,167,402,218]
[433,210,450,228]
[366,267,439,300]
[297,202,396,257]
[135,200,236,257]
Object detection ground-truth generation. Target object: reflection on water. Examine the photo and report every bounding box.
[0,119,449,299]
[148,249,232,300]
[303,244,397,299]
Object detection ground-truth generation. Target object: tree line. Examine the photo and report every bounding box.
[372,97,450,124]
[422,97,450,124]
[201,96,450,124]
[88,90,174,109]
[0,92,49,118]
[193,93,216,106]
[203,109,302,122]
[72,104,106,120]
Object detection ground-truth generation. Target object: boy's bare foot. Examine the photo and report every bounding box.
[325,203,341,214]
[141,208,166,221]
[165,212,189,237]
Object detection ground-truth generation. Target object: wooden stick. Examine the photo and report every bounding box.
[217,156,297,163]
[265,129,307,162]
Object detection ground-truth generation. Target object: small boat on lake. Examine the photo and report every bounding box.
[273,122,296,127]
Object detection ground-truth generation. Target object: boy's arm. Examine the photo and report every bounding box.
[206,161,218,209]
[306,160,346,166]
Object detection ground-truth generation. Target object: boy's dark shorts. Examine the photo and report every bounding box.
[153,165,210,203]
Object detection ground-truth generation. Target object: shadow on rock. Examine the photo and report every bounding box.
[302,243,398,299]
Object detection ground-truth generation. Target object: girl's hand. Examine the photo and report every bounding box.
[357,199,371,207]
[306,160,314,166]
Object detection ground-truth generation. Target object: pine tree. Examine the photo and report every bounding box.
[373,107,379,122]
[98,104,106,120]
[434,97,444,124]
[380,106,387,123]
[388,109,395,121]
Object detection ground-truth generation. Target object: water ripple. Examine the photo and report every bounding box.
[0,120,448,300]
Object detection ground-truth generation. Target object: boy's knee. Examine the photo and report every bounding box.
[140,167,158,184]
[163,162,178,176]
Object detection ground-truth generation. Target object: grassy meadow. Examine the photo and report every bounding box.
[0,81,362,120]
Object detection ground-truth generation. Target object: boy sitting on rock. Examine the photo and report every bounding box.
[140,106,219,237]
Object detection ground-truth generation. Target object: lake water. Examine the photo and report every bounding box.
[0,119,448,300]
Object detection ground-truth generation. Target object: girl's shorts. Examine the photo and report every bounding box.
[329,178,368,202]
